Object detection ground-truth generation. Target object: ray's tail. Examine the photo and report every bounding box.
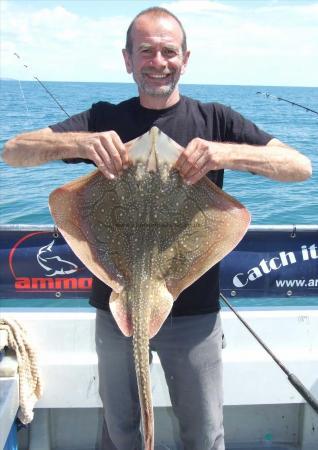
[132,307,154,450]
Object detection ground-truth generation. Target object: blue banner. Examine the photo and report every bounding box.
[0,226,317,299]
[220,227,318,297]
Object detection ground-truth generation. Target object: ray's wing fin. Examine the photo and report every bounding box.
[49,170,130,294]
[155,176,250,298]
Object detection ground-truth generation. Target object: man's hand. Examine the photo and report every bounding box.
[175,138,222,184]
[77,130,129,179]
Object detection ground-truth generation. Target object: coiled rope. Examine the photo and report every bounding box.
[0,318,43,424]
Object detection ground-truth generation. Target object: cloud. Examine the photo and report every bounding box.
[1,2,130,82]
[161,0,236,14]
[258,2,318,16]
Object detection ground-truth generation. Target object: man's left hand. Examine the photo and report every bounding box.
[175,138,222,184]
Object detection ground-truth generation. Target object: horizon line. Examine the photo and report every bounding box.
[1,78,317,89]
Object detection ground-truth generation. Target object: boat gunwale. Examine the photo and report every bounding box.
[0,224,317,232]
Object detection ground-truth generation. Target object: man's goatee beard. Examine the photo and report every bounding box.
[142,84,176,97]
[135,73,178,97]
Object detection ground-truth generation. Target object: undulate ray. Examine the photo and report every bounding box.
[49,127,251,450]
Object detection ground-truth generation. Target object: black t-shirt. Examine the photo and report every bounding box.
[50,95,272,315]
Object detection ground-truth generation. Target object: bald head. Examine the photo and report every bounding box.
[125,7,187,54]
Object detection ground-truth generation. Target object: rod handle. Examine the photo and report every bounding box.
[288,373,318,414]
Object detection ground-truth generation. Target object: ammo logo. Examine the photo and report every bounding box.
[9,231,92,294]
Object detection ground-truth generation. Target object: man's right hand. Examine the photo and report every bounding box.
[77,130,130,179]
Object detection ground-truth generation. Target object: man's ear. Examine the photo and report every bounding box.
[122,49,133,74]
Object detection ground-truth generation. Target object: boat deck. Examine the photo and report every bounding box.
[1,307,317,450]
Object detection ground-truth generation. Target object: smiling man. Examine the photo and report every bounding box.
[3,6,312,450]
[123,11,189,106]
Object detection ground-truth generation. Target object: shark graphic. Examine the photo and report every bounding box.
[37,240,78,277]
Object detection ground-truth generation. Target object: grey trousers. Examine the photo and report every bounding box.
[95,309,224,450]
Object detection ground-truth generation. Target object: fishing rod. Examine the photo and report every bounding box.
[256,91,318,116]
[220,292,318,415]
[13,52,70,118]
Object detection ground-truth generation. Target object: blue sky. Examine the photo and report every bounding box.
[1,0,318,86]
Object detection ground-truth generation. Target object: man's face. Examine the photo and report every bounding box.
[123,15,190,99]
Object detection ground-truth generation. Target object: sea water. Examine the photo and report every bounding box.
[0,80,317,308]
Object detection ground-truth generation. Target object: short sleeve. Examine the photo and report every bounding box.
[49,109,91,133]
[224,106,273,145]
[49,109,94,165]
